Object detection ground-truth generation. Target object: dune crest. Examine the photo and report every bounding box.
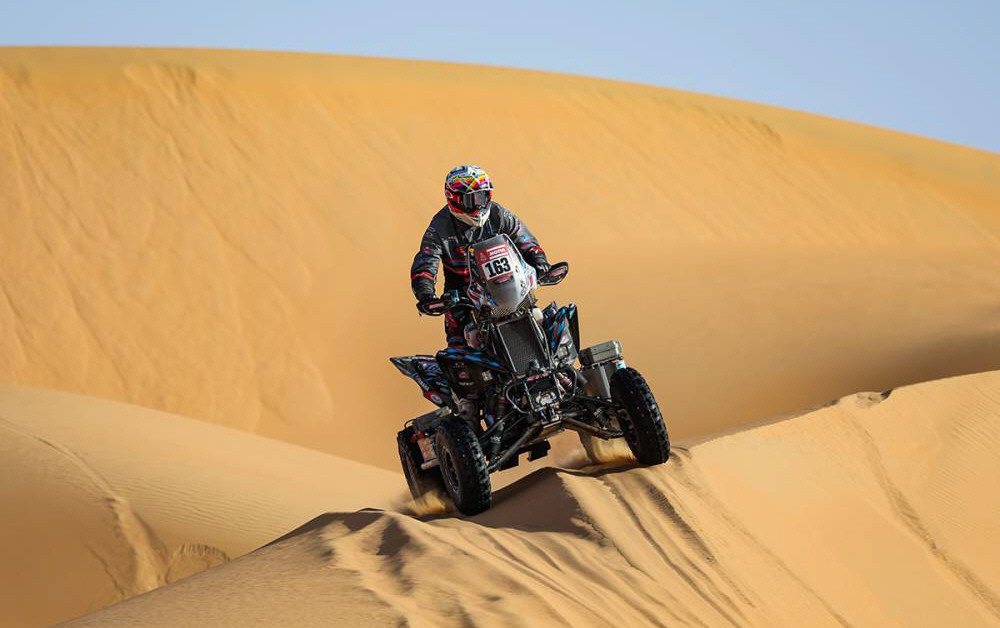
[64,370,1000,627]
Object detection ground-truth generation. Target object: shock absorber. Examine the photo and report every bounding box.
[482,396,496,428]
[556,367,581,397]
[489,396,508,427]
[556,371,572,392]
[484,396,507,459]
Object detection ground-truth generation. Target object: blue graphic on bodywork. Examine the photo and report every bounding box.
[390,355,453,406]
[544,303,577,351]
[436,346,506,371]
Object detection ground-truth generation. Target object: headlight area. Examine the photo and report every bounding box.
[535,390,558,406]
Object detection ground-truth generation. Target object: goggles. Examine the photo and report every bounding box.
[455,189,492,214]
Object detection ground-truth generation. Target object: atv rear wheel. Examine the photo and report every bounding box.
[611,367,670,465]
[397,427,445,500]
[435,419,492,515]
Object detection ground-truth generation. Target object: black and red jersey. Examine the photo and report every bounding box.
[410,203,548,301]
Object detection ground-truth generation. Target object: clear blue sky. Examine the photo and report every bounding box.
[3,0,998,152]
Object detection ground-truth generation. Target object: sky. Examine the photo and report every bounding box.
[2,0,998,153]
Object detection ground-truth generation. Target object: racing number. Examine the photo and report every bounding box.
[483,256,511,278]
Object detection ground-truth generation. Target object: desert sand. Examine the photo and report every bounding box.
[2,48,998,470]
[0,47,999,626]
[63,370,1000,627]
[0,385,402,627]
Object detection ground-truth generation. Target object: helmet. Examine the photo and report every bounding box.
[445,165,494,227]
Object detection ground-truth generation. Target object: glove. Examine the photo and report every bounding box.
[418,290,462,316]
[534,260,551,277]
[416,295,442,316]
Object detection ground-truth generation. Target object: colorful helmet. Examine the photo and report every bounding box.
[445,165,494,227]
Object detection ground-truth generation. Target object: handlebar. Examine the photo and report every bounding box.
[537,261,569,286]
[418,290,474,316]
[419,261,568,317]
[442,291,476,312]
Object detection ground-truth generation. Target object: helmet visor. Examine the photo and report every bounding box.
[459,190,491,214]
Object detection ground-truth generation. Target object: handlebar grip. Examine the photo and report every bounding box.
[419,291,474,316]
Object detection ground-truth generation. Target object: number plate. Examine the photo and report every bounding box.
[476,243,515,281]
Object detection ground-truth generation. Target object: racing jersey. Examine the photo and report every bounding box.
[410,203,549,301]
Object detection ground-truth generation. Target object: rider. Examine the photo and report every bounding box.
[411,164,550,348]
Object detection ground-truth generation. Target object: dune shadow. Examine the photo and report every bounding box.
[260,508,388,549]
[418,459,650,534]
[260,458,675,551]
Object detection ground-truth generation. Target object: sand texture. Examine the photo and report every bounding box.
[0,385,401,627]
[1,48,998,472]
[63,370,1000,627]
[0,48,999,626]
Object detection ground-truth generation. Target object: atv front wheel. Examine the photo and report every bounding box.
[611,367,670,465]
[397,426,445,500]
[435,420,492,515]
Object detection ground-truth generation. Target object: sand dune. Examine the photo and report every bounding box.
[64,370,1000,627]
[2,48,1000,626]
[0,385,402,627]
[1,48,998,472]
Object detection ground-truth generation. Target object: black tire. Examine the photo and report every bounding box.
[611,367,670,465]
[397,427,445,500]
[435,419,492,515]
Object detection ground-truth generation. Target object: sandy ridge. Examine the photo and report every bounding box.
[65,370,1000,627]
[0,414,174,596]
[842,404,1000,616]
[0,386,403,627]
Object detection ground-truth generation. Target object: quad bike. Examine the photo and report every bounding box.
[391,234,669,515]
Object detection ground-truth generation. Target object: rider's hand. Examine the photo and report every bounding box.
[416,296,447,316]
